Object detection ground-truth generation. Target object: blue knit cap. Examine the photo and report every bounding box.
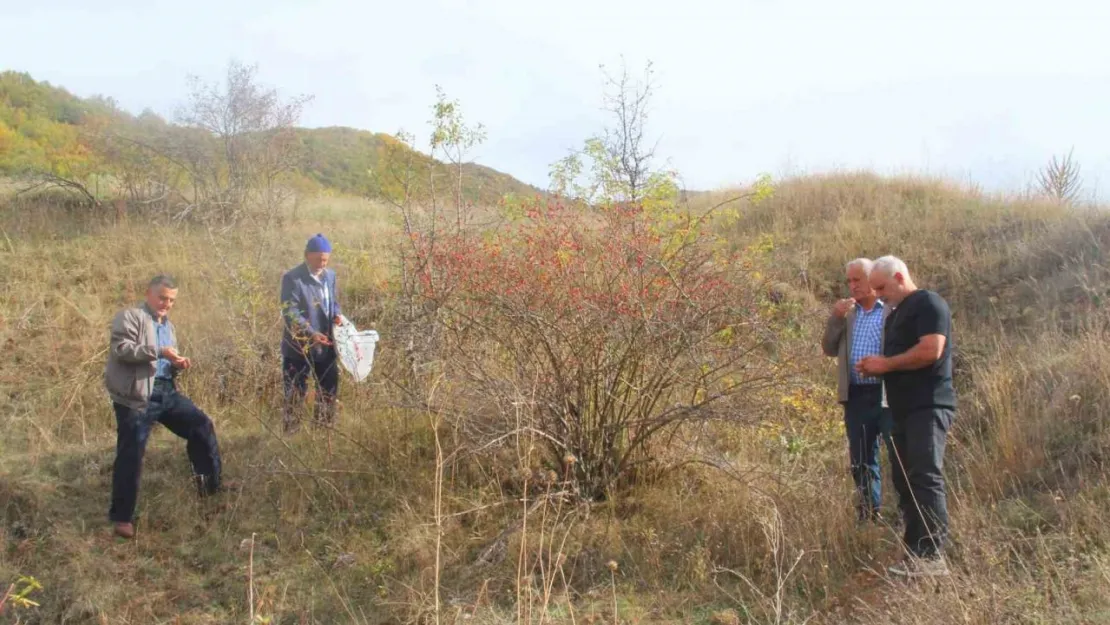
[305,233,332,253]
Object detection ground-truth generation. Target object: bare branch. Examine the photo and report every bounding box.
[1037,148,1083,203]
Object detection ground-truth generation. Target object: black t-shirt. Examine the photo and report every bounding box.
[883,289,956,412]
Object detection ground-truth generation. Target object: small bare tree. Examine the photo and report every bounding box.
[175,61,312,222]
[599,59,656,204]
[1037,149,1083,203]
[550,58,677,209]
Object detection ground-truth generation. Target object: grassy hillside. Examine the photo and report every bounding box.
[297,126,542,205]
[0,70,540,208]
[3,174,1110,623]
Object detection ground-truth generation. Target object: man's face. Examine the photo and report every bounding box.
[869,270,905,305]
[146,286,177,318]
[306,252,330,274]
[846,264,875,301]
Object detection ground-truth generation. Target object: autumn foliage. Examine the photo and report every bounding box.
[409,199,786,498]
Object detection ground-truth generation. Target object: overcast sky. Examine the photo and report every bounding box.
[3,0,1109,196]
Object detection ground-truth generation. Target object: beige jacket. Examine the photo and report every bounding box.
[821,302,890,406]
[104,304,176,411]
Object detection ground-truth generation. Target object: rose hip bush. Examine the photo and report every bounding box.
[409,199,787,499]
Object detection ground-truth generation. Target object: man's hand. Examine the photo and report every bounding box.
[311,332,333,346]
[162,347,191,369]
[855,355,891,376]
[833,298,856,319]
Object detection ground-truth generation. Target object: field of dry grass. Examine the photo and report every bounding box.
[2,175,1110,624]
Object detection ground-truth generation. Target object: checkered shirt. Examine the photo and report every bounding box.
[849,300,885,385]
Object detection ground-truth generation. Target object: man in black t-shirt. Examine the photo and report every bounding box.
[857,256,954,578]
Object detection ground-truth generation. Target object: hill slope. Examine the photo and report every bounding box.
[296,125,541,204]
[2,175,1110,623]
[0,70,541,206]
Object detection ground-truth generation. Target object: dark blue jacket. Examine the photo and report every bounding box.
[280,263,342,359]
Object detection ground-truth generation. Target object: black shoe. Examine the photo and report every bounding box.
[194,475,237,497]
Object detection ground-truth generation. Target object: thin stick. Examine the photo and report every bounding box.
[559,565,578,625]
[248,532,257,622]
[431,409,444,625]
[0,582,14,612]
[0,228,14,254]
[610,569,619,625]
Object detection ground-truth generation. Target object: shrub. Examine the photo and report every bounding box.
[410,199,789,499]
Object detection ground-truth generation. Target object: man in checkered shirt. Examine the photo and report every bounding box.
[822,258,895,522]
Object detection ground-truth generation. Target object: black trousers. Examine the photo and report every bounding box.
[109,380,222,523]
[282,347,340,430]
[890,406,954,557]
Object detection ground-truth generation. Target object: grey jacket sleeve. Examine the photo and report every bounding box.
[821,313,846,357]
[110,309,158,363]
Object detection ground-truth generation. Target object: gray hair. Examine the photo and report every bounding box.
[873,256,910,279]
[148,274,177,290]
[845,258,874,276]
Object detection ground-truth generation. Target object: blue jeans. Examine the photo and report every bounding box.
[109,380,222,523]
[844,384,894,519]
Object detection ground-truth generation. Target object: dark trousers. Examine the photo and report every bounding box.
[282,348,340,430]
[890,406,954,557]
[109,381,222,523]
[844,384,894,519]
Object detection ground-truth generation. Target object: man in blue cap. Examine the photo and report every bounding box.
[280,234,344,432]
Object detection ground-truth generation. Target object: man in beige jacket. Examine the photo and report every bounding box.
[822,258,894,522]
[104,275,223,539]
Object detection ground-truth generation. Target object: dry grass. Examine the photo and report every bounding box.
[707,172,1107,338]
[2,177,1110,624]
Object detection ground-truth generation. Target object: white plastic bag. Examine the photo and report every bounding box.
[333,317,380,383]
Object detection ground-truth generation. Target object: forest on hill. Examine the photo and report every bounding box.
[0,66,540,215]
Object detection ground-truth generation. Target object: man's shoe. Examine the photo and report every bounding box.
[888,555,950,578]
[113,522,135,539]
[196,476,240,497]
